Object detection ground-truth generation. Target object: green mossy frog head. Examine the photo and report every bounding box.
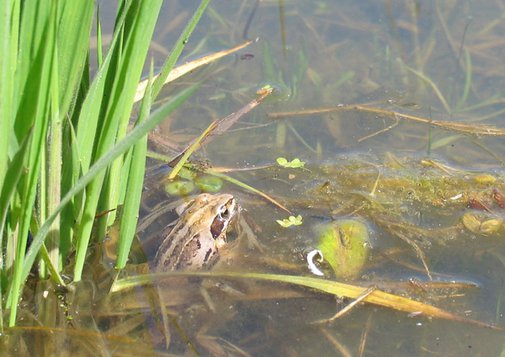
[316,219,370,279]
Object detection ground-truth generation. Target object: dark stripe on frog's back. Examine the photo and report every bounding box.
[203,247,215,265]
[154,214,192,270]
[174,234,218,270]
[172,232,203,270]
[154,208,212,271]
[155,222,194,271]
[154,200,206,270]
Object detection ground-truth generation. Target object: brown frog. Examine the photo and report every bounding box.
[153,193,238,271]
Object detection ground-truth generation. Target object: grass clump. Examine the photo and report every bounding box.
[0,0,210,328]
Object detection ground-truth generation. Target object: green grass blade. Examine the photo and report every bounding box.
[22,84,199,284]
[37,243,65,286]
[115,136,148,269]
[168,120,218,180]
[456,48,472,110]
[262,41,280,83]
[59,119,81,260]
[56,1,94,117]
[46,6,63,271]
[0,130,32,242]
[206,169,292,213]
[12,1,51,138]
[8,1,57,326]
[96,5,103,67]
[115,66,153,270]
[0,0,18,189]
[150,0,211,101]
[405,66,452,114]
[60,58,91,261]
[74,2,131,173]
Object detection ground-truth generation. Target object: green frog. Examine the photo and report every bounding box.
[153,193,238,271]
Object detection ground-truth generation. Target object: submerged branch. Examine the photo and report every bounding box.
[268,105,505,137]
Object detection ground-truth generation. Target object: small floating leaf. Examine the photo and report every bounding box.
[461,213,480,233]
[462,212,503,235]
[195,175,223,192]
[276,157,288,166]
[480,219,503,235]
[473,174,496,184]
[276,157,305,168]
[164,180,195,196]
[276,215,303,227]
[316,220,370,279]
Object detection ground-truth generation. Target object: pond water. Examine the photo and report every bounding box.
[8,0,505,356]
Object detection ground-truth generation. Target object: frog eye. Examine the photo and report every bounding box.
[211,206,233,239]
[219,206,230,220]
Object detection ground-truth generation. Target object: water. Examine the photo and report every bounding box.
[140,1,505,355]
[9,1,505,355]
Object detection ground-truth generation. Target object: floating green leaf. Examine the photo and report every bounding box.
[165,180,195,196]
[276,215,303,227]
[195,175,223,192]
[276,157,305,168]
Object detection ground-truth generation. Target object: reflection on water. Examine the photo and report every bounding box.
[6,0,505,355]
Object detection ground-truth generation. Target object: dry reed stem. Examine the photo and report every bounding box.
[268,104,505,137]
